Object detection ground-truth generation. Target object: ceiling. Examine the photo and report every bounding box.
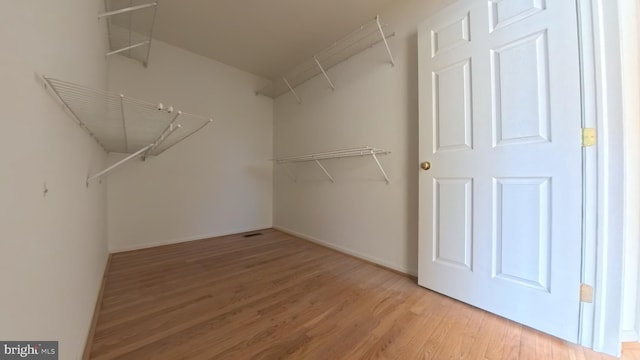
[146,0,403,80]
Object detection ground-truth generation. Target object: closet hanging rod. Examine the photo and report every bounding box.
[98,2,157,18]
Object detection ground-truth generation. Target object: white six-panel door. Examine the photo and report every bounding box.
[418,0,583,342]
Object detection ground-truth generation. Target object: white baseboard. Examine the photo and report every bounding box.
[273,225,417,277]
[109,225,272,253]
[621,329,639,342]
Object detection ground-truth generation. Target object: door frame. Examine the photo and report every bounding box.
[577,0,624,355]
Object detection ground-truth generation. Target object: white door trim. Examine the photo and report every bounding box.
[577,0,624,355]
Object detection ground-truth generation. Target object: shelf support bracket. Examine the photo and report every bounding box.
[314,56,335,91]
[86,145,152,186]
[106,41,150,57]
[370,150,391,184]
[143,112,183,159]
[314,160,335,183]
[283,77,302,104]
[143,0,159,67]
[376,15,395,67]
[119,94,129,153]
[98,2,157,18]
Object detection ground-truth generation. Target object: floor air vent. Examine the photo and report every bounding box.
[243,232,263,238]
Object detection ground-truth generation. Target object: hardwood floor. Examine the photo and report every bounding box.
[89,229,635,359]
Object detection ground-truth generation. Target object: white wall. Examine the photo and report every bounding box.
[620,0,640,342]
[107,40,273,252]
[273,0,454,274]
[0,1,109,358]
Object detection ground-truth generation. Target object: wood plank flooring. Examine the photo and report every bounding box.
[89,229,636,359]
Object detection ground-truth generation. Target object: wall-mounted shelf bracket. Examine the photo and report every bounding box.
[314,160,335,183]
[142,111,182,160]
[283,77,302,104]
[86,144,151,186]
[106,41,150,57]
[370,149,391,184]
[314,56,335,91]
[274,146,391,184]
[375,15,395,66]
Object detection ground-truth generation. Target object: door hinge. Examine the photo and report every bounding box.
[582,128,597,147]
[580,283,594,303]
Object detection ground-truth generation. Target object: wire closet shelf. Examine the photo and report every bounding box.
[274,146,392,184]
[100,0,159,67]
[257,15,395,101]
[42,76,213,184]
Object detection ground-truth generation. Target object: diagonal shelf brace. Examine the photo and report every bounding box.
[314,56,335,90]
[86,144,152,186]
[370,151,390,184]
[282,77,302,103]
[153,118,213,156]
[106,41,149,57]
[143,1,159,67]
[376,15,395,66]
[314,160,335,183]
[143,123,182,160]
[119,94,128,152]
[142,111,182,159]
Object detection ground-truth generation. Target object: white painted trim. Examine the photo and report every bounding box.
[621,330,640,343]
[273,225,417,276]
[109,225,272,253]
[619,0,640,347]
[577,0,625,356]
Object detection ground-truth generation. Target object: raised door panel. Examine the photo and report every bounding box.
[433,60,473,153]
[433,178,474,270]
[493,177,551,291]
[491,31,550,146]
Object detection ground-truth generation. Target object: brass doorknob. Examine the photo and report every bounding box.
[420,161,431,171]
